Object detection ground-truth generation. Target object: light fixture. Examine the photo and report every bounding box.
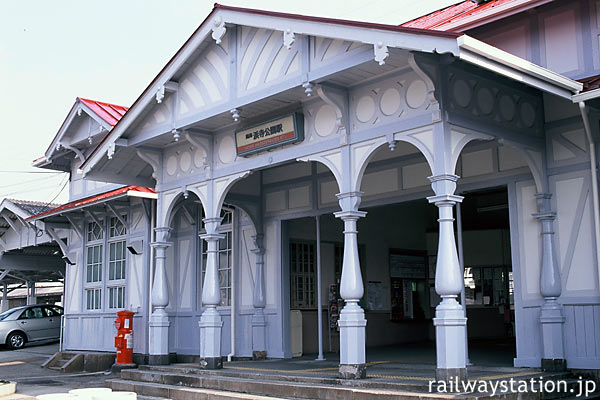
[230,108,240,122]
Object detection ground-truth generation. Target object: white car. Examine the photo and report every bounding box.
[0,304,63,349]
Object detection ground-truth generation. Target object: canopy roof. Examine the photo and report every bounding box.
[65,2,580,176]
[34,97,128,171]
[27,185,156,221]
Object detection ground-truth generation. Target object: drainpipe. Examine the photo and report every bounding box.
[578,102,600,292]
[315,215,325,361]
[227,210,236,362]
[147,200,156,358]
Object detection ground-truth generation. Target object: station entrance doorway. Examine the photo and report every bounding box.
[285,186,515,365]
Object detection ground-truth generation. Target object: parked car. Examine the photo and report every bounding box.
[0,304,63,349]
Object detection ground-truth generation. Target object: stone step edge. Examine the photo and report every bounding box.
[112,373,511,400]
[123,367,431,394]
[133,365,567,392]
[108,378,335,400]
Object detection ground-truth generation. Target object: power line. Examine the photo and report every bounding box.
[42,175,70,208]
[0,174,65,190]
[0,171,63,174]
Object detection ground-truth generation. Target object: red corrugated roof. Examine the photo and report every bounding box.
[78,97,129,127]
[402,0,538,31]
[26,186,156,221]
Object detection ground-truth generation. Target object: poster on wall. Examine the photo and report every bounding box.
[367,281,384,311]
[328,284,339,331]
[390,253,426,279]
[403,280,414,319]
[235,113,304,157]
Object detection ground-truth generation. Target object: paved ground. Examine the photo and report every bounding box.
[0,341,113,397]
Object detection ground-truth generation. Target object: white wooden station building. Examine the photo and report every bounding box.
[15,1,600,381]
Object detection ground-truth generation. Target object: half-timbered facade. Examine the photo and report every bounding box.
[30,1,600,381]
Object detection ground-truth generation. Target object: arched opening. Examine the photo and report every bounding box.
[161,190,244,360]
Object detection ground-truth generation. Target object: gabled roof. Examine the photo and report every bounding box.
[402,0,553,32]
[79,2,581,175]
[27,186,157,221]
[33,97,128,169]
[78,97,128,127]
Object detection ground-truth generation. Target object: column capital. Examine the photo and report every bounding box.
[153,226,172,244]
[334,210,367,221]
[533,211,557,222]
[428,174,461,198]
[336,191,363,213]
[199,232,225,241]
[427,194,463,205]
[202,217,223,235]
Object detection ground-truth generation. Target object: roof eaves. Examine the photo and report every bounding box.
[80,4,463,174]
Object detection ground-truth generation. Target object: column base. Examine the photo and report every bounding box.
[252,311,267,357]
[199,307,223,360]
[541,358,566,372]
[435,367,467,385]
[148,354,170,365]
[149,312,170,364]
[339,364,366,379]
[434,298,467,374]
[199,357,223,369]
[338,301,367,367]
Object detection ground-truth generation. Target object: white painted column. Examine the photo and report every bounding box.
[428,175,467,383]
[315,215,325,361]
[534,193,565,371]
[199,217,225,369]
[251,234,267,360]
[26,281,36,305]
[334,192,367,379]
[149,226,172,365]
[1,282,8,312]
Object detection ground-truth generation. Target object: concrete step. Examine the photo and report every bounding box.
[111,369,533,400]
[125,367,434,396]
[108,379,300,400]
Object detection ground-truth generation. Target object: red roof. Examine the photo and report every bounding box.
[402,0,540,31]
[579,74,600,92]
[78,97,129,127]
[26,186,156,221]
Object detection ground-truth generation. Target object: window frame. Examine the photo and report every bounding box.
[106,215,127,310]
[82,211,129,312]
[84,220,104,312]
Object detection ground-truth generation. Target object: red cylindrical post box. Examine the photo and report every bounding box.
[114,310,135,365]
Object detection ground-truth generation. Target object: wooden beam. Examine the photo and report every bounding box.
[106,203,128,229]
[64,215,83,240]
[85,210,103,228]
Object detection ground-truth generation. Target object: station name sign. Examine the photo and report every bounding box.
[235,113,304,157]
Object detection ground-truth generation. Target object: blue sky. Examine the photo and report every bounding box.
[0,0,457,204]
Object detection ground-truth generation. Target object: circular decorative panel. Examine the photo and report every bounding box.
[218,136,236,164]
[180,151,192,172]
[476,87,494,115]
[520,102,536,128]
[166,155,177,176]
[499,95,516,121]
[406,80,427,109]
[356,96,375,123]
[380,88,401,116]
[314,104,337,137]
[452,79,472,108]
